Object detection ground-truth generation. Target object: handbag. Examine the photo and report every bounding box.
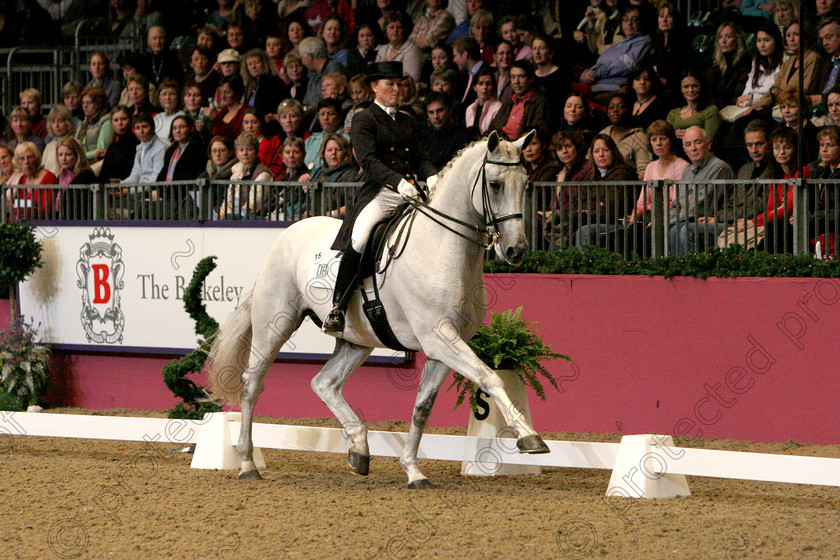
[717,225,765,249]
[719,104,751,122]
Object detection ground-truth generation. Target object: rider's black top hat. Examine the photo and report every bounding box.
[365,61,404,82]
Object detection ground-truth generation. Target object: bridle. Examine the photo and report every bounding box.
[405,155,525,250]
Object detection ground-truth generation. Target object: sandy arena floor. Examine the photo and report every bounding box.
[1,408,839,559]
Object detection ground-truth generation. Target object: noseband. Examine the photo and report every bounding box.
[407,155,524,250]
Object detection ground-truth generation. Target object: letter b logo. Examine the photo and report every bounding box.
[92,264,111,304]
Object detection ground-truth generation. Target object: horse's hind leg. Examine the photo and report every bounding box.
[238,306,304,480]
[401,358,451,489]
[310,339,373,475]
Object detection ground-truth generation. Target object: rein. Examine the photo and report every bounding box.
[406,156,524,250]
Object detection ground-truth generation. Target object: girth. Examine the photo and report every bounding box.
[356,208,413,352]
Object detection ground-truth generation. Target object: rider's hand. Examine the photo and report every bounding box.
[397,178,421,202]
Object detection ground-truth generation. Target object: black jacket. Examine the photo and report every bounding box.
[156,138,208,182]
[419,122,472,173]
[99,132,140,182]
[333,104,437,251]
[250,74,289,120]
[350,103,437,189]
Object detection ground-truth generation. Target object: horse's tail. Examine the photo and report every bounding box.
[207,289,254,406]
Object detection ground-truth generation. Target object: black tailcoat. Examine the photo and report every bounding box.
[331,103,437,250]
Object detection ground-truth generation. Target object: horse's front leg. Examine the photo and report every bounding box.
[421,330,549,453]
[401,358,451,488]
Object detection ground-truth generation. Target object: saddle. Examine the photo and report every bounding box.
[355,206,414,352]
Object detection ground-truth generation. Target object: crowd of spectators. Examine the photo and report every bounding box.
[3,0,840,252]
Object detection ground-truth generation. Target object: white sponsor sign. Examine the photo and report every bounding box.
[18,225,403,361]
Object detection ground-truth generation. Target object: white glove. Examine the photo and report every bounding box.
[397,178,421,202]
[425,174,438,196]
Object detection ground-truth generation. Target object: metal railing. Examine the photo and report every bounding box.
[527,178,820,258]
[0,20,139,117]
[4,178,840,260]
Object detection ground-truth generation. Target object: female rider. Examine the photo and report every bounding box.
[323,61,437,336]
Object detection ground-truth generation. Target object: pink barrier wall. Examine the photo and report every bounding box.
[4,273,840,444]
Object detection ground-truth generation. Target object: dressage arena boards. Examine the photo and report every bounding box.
[2,410,840,559]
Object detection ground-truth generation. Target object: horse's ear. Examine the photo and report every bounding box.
[487,130,500,154]
[514,129,536,152]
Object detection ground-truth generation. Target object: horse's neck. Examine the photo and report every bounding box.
[412,145,487,268]
[428,146,484,228]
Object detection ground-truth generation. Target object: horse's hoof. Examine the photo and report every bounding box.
[517,434,550,454]
[238,470,263,481]
[406,478,435,489]
[348,451,370,476]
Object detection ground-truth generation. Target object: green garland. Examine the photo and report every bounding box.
[484,245,840,278]
[161,256,223,419]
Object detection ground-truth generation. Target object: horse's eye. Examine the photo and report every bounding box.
[489,181,503,191]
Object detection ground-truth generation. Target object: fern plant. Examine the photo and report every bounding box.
[449,306,572,414]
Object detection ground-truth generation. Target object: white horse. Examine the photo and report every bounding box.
[207,130,549,488]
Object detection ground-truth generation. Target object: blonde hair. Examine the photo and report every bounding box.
[712,21,748,73]
[234,131,260,152]
[14,141,42,171]
[56,137,90,174]
[241,48,279,91]
[19,88,42,104]
[277,98,303,118]
[47,105,75,137]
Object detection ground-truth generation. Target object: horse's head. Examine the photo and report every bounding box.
[479,129,535,265]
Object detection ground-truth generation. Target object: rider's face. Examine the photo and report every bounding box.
[371,78,401,108]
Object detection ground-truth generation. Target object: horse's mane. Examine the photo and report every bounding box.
[430,136,520,201]
[436,138,486,180]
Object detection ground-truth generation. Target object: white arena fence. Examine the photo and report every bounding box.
[2,411,839,499]
[4,178,840,260]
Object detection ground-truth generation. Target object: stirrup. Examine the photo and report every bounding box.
[322,307,345,335]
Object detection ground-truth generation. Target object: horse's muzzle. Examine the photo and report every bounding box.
[504,242,528,266]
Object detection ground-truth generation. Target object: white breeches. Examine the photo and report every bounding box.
[350,187,403,253]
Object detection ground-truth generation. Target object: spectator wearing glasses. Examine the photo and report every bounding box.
[6,142,57,220]
[753,126,809,253]
[494,39,514,102]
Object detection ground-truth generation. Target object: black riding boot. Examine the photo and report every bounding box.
[322,248,362,335]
